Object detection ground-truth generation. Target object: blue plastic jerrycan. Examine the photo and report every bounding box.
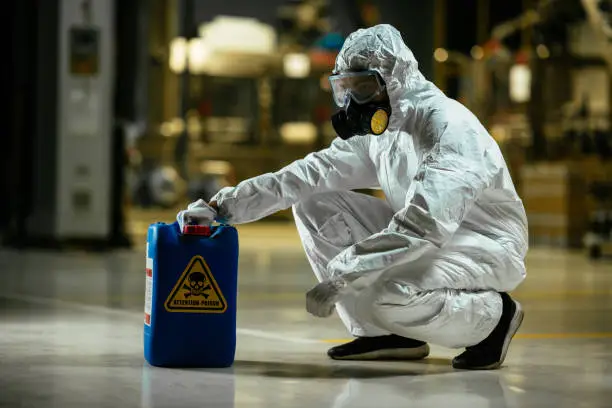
[143,221,239,368]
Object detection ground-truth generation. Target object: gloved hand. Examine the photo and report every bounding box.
[305,278,348,318]
[177,199,218,231]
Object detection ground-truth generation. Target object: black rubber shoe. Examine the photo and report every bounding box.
[452,292,524,370]
[327,335,430,361]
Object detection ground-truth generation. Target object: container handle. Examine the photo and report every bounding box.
[182,225,212,237]
[182,221,233,238]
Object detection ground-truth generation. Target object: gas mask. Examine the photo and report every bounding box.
[329,70,392,140]
[331,97,391,140]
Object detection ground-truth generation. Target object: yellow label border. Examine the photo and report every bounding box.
[164,255,228,314]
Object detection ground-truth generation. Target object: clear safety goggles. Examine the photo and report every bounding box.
[329,70,386,107]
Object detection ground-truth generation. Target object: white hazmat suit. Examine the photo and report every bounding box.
[185,25,528,349]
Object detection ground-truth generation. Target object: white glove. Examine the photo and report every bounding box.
[176,199,218,230]
[305,278,348,318]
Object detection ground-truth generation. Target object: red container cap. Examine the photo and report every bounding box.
[182,225,212,236]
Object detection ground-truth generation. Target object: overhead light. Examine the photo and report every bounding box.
[536,44,550,59]
[198,16,276,55]
[509,64,532,103]
[194,16,277,77]
[283,53,311,78]
[434,48,449,63]
[169,37,188,74]
[279,122,317,144]
[188,38,209,74]
[471,45,484,60]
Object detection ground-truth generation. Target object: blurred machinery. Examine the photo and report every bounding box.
[584,180,612,258]
[277,0,332,49]
[130,117,187,209]
[133,16,274,210]
[186,160,236,202]
[436,0,612,249]
[131,11,341,220]
[524,0,612,248]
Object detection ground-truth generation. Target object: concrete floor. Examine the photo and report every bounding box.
[1,222,611,408]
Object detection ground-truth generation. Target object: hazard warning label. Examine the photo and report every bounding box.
[144,243,153,325]
[164,255,227,313]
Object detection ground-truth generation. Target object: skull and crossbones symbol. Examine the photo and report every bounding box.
[183,271,211,298]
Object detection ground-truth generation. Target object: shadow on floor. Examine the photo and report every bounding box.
[231,358,456,378]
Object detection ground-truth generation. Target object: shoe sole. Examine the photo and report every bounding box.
[462,299,524,370]
[329,344,430,361]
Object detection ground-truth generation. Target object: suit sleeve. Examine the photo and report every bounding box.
[212,137,379,224]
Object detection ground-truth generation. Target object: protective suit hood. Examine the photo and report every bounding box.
[334,24,439,133]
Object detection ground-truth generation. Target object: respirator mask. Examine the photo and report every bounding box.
[329,70,392,140]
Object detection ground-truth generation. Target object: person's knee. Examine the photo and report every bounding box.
[500,268,526,292]
[371,281,421,307]
[369,281,436,327]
